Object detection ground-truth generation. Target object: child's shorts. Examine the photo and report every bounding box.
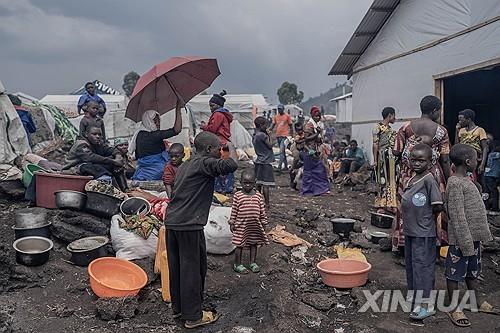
[255,163,275,186]
[445,241,481,282]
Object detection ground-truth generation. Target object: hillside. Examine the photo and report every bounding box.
[300,82,352,115]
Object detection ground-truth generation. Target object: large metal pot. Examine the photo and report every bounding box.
[15,207,47,229]
[85,191,123,218]
[13,236,53,266]
[67,236,109,266]
[370,212,394,229]
[332,218,355,234]
[120,197,151,217]
[13,222,51,240]
[55,190,87,211]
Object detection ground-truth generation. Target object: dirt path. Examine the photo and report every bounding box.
[1,173,499,333]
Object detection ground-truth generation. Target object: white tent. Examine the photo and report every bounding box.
[187,94,269,132]
[329,0,500,162]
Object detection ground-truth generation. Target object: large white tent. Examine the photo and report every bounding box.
[330,0,500,162]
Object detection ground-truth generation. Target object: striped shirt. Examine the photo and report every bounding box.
[229,191,268,247]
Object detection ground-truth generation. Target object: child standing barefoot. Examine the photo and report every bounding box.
[229,169,268,274]
[445,144,495,327]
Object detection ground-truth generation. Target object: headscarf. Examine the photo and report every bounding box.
[128,110,159,156]
[310,106,321,117]
[209,90,227,107]
[114,137,129,147]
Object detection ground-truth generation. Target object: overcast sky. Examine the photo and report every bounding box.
[0,0,371,103]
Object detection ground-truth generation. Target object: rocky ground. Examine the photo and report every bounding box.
[1,171,500,333]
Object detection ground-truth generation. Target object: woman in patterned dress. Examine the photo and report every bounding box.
[372,107,398,212]
[392,96,451,251]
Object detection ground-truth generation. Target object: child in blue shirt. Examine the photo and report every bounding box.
[484,144,500,212]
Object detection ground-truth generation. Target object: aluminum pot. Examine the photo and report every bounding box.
[370,231,389,244]
[370,212,394,229]
[67,236,109,266]
[332,218,355,234]
[13,236,53,266]
[15,207,47,229]
[120,197,151,217]
[13,222,51,240]
[85,191,123,218]
[55,190,87,211]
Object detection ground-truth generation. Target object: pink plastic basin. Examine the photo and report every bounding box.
[316,259,371,288]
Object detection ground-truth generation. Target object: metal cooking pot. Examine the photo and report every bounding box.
[55,190,87,211]
[370,231,389,244]
[67,236,109,266]
[15,207,47,229]
[13,236,53,266]
[332,218,355,234]
[13,222,51,240]
[120,197,151,217]
[370,212,394,229]
[85,191,123,218]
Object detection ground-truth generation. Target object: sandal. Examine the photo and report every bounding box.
[233,264,249,274]
[185,310,220,329]
[249,263,260,273]
[409,306,436,320]
[447,311,471,327]
[464,301,500,315]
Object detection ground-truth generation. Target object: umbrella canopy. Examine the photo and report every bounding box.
[125,56,220,122]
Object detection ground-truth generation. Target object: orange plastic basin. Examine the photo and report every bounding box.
[88,257,148,298]
[316,259,371,288]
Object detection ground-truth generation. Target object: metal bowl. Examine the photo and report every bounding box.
[15,207,48,229]
[120,197,151,217]
[85,192,123,218]
[370,231,389,244]
[13,236,53,266]
[67,236,109,266]
[55,190,87,211]
[331,218,356,234]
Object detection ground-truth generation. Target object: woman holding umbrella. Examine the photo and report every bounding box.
[128,100,182,181]
[201,90,235,194]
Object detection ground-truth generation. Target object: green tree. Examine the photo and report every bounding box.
[277,81,304,105]
[122,71,140,97]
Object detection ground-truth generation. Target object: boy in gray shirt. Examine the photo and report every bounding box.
[401,144,443,320]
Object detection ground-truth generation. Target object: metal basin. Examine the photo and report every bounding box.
[67,236,109,266]
[85,192,123,218]
[55,190,87,211]
[332,218,355,234]
[120,197,151,217]
[13,222,51,240]
[13,236,53,266]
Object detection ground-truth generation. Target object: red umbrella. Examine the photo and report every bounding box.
[125,56,221,122]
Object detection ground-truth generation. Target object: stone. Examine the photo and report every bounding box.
[297,303,328,329]
[50,210,110,243]
[132,258,157,285]
[350,233,373,249]
[483,238,500,253]
[229,327,256,333]
[0,180,25,199]
[301,292,336,311]
[378,238,392,252]
[353,221,363,233]
[316,219,340,247]
[303,209,320,223]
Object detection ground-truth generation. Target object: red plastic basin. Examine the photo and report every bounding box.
[316,259,371,288]
[35,172,92,209]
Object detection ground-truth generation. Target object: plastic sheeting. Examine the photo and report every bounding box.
[0,80,31,164]
[346,0,500,162]
[230,120,254,150]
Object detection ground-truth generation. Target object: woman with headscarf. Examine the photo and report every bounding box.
[200,90,235,194]
[300,106,330,196]
[129,101,182,181]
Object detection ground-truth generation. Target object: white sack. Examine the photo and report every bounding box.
[110,214,158,260]
[204,206,235,255]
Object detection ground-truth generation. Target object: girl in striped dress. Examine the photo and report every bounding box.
[229,169,269,274]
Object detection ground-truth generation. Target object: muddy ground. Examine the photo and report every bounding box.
[1,172,500,333]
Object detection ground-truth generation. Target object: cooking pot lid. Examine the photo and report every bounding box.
[371,212,395,219]
[370,231,389,237]
[68,236,108,252]
[331,218,355,223]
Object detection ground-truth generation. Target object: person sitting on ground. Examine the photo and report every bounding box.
[253,116,275,208]
[455,109,489,176]
[64,126,127,191]
[162,143,185,198]
[8,94,36,147]
[77,81,106,116]
[290,122,305,190]
[79,100,106,141]
[445,144,496,328]
[339,140,366,175]
[128,100,182,181]
[229,169,268,274]
[164,131,237,329]
[484,144,500,213]
[112,138,135,179]
[270,104,292,172]
[401,143,443,320]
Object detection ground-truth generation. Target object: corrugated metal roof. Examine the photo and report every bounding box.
[329,0,400,76]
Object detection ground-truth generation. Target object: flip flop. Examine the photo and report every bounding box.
[464,301,500,315]
[447,311,471,327]
[409,307,436,320]
[233,264,249,274]
[184,310,220,329]
[249,263,260,273]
